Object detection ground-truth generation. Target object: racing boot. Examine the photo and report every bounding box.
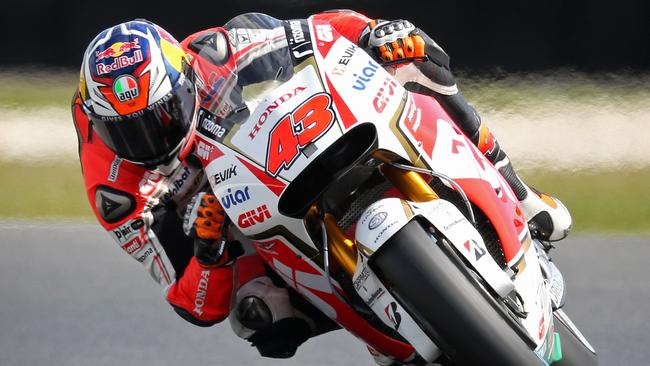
[475,123,573,241]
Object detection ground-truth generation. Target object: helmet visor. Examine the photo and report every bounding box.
[88,75,197,165]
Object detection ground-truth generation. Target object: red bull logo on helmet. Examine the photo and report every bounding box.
[95,38,144,75]
[96,38,141,60]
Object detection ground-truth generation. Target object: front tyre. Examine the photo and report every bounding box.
[553,311,598,365]
[370,220,545,366]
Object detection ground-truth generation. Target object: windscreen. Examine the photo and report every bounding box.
[194,13,297,139]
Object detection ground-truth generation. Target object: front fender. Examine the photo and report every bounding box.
[355,198,515,298]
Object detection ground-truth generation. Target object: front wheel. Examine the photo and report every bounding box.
[553,310,598,365]
[370,220,545,366]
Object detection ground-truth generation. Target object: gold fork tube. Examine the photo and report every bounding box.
[316,155,437,277]
[323,214,357,276]
[380,164,438,202]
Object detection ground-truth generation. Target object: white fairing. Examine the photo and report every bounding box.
[230,64,341,181]
[352,255,442,362]
[354,197,558,356]
[355,198,514,298]
[355,198,412,253]
[197,17,566,362]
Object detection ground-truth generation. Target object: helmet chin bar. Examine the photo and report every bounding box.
[134,87,200,175]
[122,141,184,176]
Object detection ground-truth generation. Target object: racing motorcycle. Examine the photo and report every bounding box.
[192,13,598,365]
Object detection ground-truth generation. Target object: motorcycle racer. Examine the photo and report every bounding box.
[71,9,572,364]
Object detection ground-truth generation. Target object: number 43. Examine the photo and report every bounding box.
[266,93,336,177]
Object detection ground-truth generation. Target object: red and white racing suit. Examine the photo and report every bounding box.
[72,9,470,361]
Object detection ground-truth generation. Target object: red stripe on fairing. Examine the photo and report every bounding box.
[403,93,440,158]
[455,178,522,262]
[254,237,415,360]
[237,157,286,196]
[400,92,524,261]
[325,76,357,129]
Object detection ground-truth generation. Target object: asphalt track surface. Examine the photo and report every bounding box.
[1,223,648,366]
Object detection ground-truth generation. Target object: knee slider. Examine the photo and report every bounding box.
[229,276,315,340]
[236,295,273,331]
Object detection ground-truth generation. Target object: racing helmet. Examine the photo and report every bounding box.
[79,20,198,167]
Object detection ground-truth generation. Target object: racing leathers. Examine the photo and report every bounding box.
[72,8,570,364]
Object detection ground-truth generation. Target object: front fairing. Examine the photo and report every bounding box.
[192,13,528,256]
[191,13,554,358]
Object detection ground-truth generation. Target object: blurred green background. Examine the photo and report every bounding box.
[0,70,648,234]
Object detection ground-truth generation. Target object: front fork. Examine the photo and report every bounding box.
[320,158,438,277]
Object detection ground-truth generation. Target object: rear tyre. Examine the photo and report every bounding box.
[553,312,598,365]
[371,220,545,366]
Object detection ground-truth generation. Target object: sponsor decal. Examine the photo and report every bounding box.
[266,93,336,177]
[197,140,214,161]
[353,60,380,91]
[373,77,398,113]
[96,50,143,75]
[193,270,210,316]
[196,139,224,164]
[360,205,384,226]
[199,113,228,140]
[216,102,234,119]
[95,185,136,224]
[368,212,388,230]
[136,247,154,263]
[220,186,251,209]
[98,92,173,122]
[249,86,307,140]
[353,266,371,290]
[227,28,257,47]
[95,38,141,60]
[195,138,224,164]
[404,95,422,132]
[214,164,237,184]
[95,39,143,75]
[108,157,122,182]
[373,221,399,244]
[367,288,385,306]
[385,302,402,330]
[285,20,314,62]
[315,24,333,42]
[331,44,357,76]
[549,271,565,307]
[112,218,145,242]
[121,236,144,255]
[238,204,272,229]
[288,20,306,44]
[112,75,140,103]
[443,217,465,231]
[463,239,487,261]
[235,29,251,44]
[160,166,191,204]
